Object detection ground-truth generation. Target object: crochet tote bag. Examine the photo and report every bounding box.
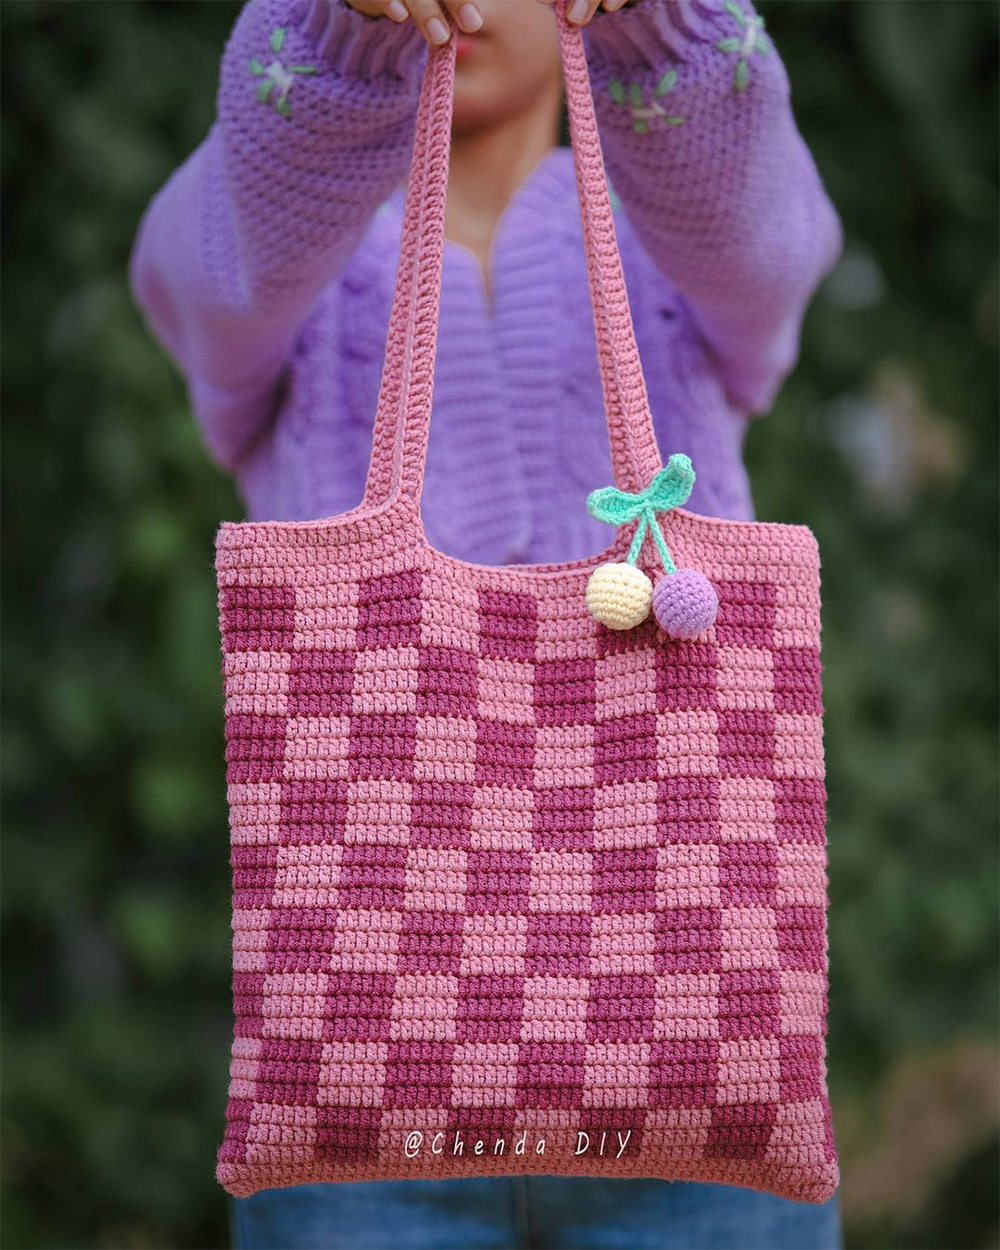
[215,5,838,1204]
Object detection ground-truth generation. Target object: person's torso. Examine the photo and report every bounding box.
[238,148,755,566]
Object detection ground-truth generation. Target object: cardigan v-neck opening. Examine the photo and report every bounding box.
[389,145,575,316]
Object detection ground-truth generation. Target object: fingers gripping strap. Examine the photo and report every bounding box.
[364,1,661,512]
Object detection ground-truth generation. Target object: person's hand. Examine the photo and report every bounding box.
[344,0,630,48]
[345,0,484,45]
[534,0,632,24]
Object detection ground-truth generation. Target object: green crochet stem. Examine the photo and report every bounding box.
[586,452,696,579]
[626,508,676,574]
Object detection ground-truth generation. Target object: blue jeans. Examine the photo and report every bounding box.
[231,1178,844,1249]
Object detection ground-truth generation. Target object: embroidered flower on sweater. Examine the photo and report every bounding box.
[609,72,685,135]
[716,1,770,92]
[249,27,316,119]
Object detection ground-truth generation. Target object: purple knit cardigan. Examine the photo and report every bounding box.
[129,0,841,566]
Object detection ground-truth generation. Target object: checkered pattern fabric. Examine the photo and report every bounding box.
[214,504,837,1202]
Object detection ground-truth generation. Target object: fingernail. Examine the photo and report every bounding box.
[387,0,408,19]
[457,3,483,31]
[605,0,626,9]
[568,0,589,23]
[426,15,450,43]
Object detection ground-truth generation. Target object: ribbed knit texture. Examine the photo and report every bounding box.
[207,7,839,1204]
[129,0,841,566]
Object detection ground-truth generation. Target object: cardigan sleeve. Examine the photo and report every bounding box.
[128,0,426,473]
[583,0,843,415]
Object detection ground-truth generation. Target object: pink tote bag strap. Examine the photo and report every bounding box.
[557,8,662,492]
[363,0,662,513]
[363,30,450,512]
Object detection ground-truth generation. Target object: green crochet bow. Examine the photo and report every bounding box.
[586,453,695,573]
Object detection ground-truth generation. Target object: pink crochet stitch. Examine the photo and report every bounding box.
[215,7,837,1204]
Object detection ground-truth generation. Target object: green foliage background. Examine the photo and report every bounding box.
[2,2,997,1247]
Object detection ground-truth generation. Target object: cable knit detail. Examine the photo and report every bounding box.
[130,0,841,553]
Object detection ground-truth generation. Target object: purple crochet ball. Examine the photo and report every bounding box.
[652,569,719,640]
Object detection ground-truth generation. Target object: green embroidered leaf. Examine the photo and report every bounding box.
[256,79,273,103]
[276,95,292,118]
[735,58,749,90]
[628,81,643,106]
[756,32,772,55]
[725,0,746,22]
[666,115,685,127]
[587,485,644,527]
[716,37,741,53]
[654,70,677,96]
[608,79,626,104]
[645,455,696,512]
[290,64,317,74]
[271,26,286,53]
[248,57,264,75]
[634,119,648,135]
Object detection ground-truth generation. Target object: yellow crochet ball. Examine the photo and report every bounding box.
[585,562,653,630]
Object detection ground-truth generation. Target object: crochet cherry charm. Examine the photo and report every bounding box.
[651,567,719,640]
[585,561,653,630]
[585,454,719,641]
